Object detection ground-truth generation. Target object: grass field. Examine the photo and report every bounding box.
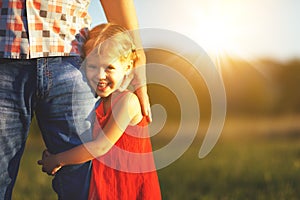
[13,116,300,199]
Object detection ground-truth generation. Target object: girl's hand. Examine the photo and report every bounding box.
[37,150,62,175]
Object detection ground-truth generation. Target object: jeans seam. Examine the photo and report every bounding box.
[36,58,53,99]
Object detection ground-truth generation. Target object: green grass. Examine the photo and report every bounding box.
[157,139,300,200]
[13,116,300,199]
[12,129,56,200]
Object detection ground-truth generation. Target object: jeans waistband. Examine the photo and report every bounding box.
[0,58,33,64]
[0,56,80,63]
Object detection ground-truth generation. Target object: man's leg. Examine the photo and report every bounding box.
[0,59,37,200]
[35,57,96,200]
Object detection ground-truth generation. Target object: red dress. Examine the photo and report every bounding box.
[88,92,162,200]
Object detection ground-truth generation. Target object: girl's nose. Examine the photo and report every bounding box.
[97,67,106,79]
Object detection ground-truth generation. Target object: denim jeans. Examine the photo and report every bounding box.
[0,57,95,200]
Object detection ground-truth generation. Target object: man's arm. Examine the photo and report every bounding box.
[99,0,152,122]
[100,0,139,30]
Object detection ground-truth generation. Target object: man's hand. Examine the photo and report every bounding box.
[135,85,152,122]
[133,49,152,122]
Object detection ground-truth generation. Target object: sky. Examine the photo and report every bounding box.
[88,0,300,61]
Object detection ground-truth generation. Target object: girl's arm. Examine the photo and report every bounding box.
[38,92,142,175]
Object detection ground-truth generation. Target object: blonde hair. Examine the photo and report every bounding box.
[83,23,138,65]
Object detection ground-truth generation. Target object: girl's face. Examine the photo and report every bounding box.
[85,50,131,98]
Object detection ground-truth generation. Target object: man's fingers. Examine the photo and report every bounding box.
[134,85,152,122]
[140,97,152,123]
[142,104,152,123]
[141,95,152,123]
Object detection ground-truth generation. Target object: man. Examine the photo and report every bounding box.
[0,0,150,199]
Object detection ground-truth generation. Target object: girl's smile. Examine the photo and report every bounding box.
[97,81,110,92]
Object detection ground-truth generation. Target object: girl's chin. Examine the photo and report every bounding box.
[96,92,108,98]
[95,89,113,98]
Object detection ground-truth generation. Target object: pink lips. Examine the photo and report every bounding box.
[97,81,108,92]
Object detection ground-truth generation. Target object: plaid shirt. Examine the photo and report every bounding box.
[0,0,91,59]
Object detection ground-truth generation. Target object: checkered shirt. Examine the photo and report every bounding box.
[0,0,91,59]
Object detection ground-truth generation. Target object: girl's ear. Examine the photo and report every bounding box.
[129,59,134,68]
[118,67,134,92]
[125,60,134,75]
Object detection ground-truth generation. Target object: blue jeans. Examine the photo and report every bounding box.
[0,57,95,200]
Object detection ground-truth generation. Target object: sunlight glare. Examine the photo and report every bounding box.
[186,1,245,71]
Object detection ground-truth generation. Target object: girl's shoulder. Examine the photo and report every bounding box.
[115,90,140,110]
[114,91,142,123]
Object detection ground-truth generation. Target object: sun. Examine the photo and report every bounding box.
[199,15,240,72]
[185,1,245,72]
[196,13,239,60]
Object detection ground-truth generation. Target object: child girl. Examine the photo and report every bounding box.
[38,23,161,200]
